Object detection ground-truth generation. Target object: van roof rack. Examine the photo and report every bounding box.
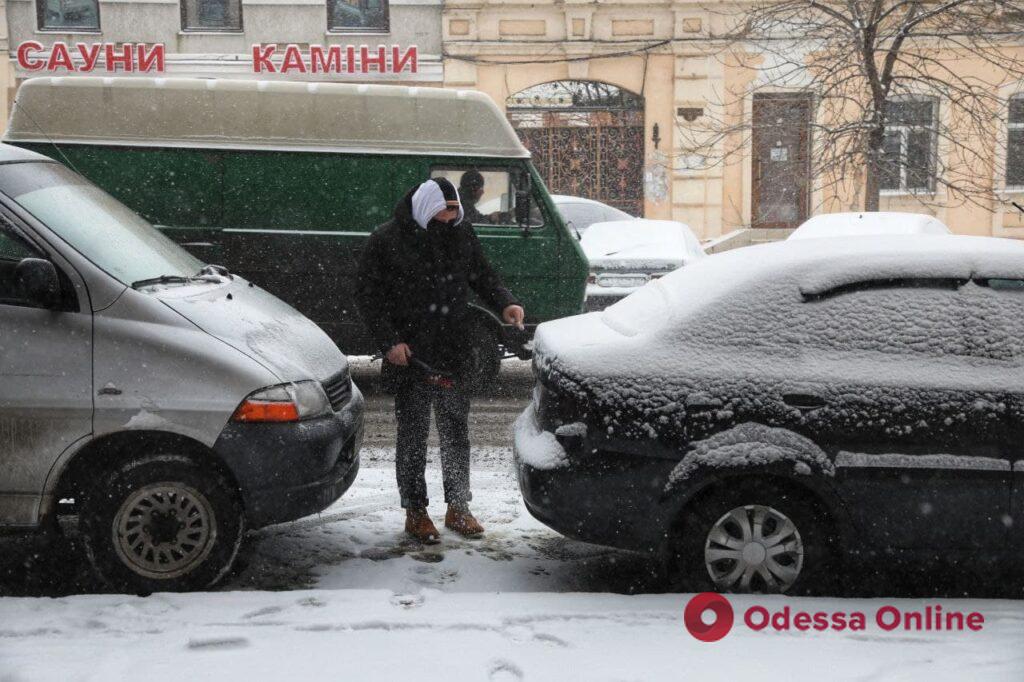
[5,77,531,159]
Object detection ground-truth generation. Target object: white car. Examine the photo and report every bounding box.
[580,219,705,312]
[551,195,634,237]
[788,212,951,240]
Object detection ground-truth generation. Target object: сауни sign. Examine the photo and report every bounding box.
[15,42,419,75]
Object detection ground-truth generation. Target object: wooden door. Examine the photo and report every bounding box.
[752,93,812,229]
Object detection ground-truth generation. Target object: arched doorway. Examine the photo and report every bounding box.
[506,81,645,217]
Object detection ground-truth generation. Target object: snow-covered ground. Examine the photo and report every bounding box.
[1,452,1022,681]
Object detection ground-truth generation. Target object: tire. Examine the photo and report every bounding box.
[667,479,836,595]
[79,454,244,594]
[465,318,502,393]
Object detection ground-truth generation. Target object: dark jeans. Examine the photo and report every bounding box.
[394,378,472,509]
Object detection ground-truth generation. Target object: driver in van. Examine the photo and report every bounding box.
[459,170,492,224]
[356,177,526,544]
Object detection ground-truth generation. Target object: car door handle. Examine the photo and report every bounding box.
[782,393,826,410]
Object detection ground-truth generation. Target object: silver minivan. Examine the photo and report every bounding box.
[0,144,364,592]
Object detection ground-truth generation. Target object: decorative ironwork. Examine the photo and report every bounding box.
[508,81,645,216]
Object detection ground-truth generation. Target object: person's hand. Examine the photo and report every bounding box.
[503,305,525,331]
[386,343,413,366]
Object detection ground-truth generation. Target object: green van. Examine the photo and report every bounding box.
[4,77,588,386]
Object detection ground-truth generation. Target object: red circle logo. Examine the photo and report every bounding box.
[684,593,734,642]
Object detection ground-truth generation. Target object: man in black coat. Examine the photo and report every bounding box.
[356,177,525,543]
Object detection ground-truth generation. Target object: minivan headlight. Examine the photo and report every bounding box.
[232,381,331,423]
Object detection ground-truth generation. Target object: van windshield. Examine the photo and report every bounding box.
[0,161,202,286]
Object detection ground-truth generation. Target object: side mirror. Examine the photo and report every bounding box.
[15,258,61,309]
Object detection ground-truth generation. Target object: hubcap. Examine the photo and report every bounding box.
[704,504,804,593]
[112,483,217,580]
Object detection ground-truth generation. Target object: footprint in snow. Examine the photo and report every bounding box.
[297,597,326,608]
[187,637,250,651]
[410,551,444,563]
[390,593,424,609]
[243,606,283,619]
[488,659,524,682]
[360,547,403,561]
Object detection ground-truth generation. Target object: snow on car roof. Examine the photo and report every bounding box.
[788,212,951,240]
[5,77,530,159]
[531,234,1024,418]
[580,219,704,267]
[597,234,1024,337]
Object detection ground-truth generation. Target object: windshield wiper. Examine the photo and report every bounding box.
[131,275,193,289]
[132,264,232,290]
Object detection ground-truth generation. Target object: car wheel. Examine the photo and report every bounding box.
[668,480,835,595]
[79,454,244,593]
[465,319,502,393]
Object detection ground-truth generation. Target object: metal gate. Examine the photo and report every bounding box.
[507,81,645,217]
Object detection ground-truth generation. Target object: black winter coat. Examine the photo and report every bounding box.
[355,186,519,382]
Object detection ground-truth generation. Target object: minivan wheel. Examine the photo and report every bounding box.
[466,319,502,393]
[79,454,244,593]
[668,481,834,595]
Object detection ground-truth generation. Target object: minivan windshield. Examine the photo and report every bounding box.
[0,161,202,286]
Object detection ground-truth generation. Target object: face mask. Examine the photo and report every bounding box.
[428,218,457,230]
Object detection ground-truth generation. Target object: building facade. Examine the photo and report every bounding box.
[442,0,1024,241]
[5,0,442,103]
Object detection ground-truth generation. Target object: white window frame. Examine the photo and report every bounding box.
[879,97,938,195]
[1007,97,1024,191]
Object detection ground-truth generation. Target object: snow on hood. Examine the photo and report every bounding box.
[788,212,950,240]
[152,276,347,383]
[581,220,705,270]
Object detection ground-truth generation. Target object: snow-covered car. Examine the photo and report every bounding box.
[580,219,705,312]
[515,234,1024,594]
[788,211,951,240]
[551,195,634,238]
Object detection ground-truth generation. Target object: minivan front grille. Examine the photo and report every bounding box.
[322,371,352,411]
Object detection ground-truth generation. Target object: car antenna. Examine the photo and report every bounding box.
[10,95,84,177]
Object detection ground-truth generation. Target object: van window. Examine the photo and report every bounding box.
[0,221,41,307]
[0,222,36,262]
[431,167,543,228]
[0,162,203,287]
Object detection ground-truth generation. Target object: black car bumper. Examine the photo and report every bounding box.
[214,382,365,529]
[514,405,677,553]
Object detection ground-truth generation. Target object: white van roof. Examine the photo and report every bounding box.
[4,77,531,159]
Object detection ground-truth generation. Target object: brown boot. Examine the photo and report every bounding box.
[405,509,440,544]
[445,505,484,537]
